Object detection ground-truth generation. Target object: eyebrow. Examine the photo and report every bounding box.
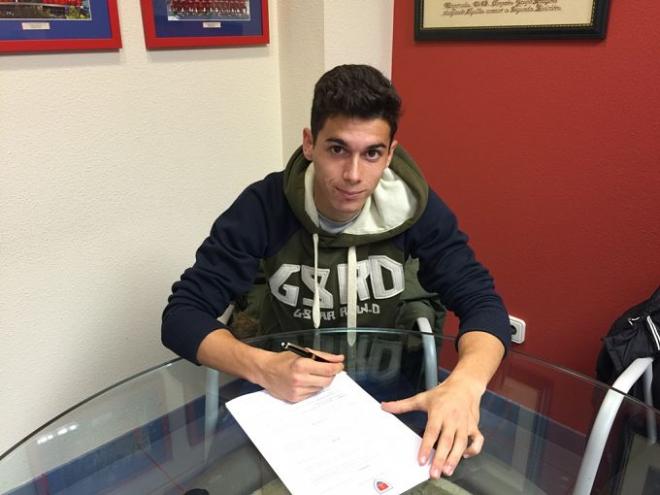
[324,138,388,150]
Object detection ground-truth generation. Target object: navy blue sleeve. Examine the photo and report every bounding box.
[406,190,511,351]
[162,173,295,364]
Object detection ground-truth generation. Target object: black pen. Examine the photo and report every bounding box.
[281,342,330,363]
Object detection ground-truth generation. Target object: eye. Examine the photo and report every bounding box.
[329,145,345,155]
[365,149,383,161]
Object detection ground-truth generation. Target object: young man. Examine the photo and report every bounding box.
[163,64,510,479]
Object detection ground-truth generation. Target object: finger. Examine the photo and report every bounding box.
[381,395,423,414]
[285,385,324,403]
[292,372,335,389]
[430,426,457,479]
[463,430,484,459]
[303,359,344,377]
[307,348,345,363]
[271,385,320,403]
[443,428,469,477]
[418,418,441,468]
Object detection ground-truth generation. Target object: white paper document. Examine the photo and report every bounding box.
[227,372,431,495]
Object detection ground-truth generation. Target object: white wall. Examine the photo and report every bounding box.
[0,1,283,455]
[278,0,394,157]
[0,0,393,457]
[277,0,325,157]
[323,0,394,78]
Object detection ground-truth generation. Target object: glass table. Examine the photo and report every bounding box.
[1,328,658,494]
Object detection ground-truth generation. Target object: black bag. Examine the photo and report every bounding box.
[596,285,660,409]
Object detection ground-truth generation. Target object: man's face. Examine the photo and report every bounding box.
[302,115,397,223]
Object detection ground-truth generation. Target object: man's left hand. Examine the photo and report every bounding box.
[381,331,505,479]
[381,374,485,478]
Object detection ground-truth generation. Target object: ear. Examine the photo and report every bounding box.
[385,139,398,167]
[302,128,314,161]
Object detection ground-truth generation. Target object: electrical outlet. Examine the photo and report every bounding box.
[509,315,526,344]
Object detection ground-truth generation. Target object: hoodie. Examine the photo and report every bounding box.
[162,146,510,364]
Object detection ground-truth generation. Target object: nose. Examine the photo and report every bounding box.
[342,154,361,183]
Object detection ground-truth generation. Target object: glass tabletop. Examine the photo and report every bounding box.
[1,328,658,495]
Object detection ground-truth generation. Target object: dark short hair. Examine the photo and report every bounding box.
[310,64,401,142]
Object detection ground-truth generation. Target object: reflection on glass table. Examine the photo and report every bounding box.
[1,329,659,495]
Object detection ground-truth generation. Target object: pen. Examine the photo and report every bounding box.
[281,342,330,363]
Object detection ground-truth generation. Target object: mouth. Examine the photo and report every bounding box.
[336,188,363,200]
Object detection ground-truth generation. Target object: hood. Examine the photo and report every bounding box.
[282,145,429,335]
[283,145,429,247]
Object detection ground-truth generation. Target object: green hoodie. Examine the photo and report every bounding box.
[162,146,510,364]
[238,146,444,338]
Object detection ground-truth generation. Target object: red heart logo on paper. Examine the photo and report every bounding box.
[374,480,391,493]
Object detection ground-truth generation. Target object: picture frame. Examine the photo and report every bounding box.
[140,0,269,50]
[0,1,121,54]
[415,0,610,41]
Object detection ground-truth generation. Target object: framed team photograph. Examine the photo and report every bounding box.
[140,0,269,49]
[0,0,121,53]
[415,0,610,41]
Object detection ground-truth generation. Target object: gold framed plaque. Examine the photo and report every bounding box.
[415,0,610,40]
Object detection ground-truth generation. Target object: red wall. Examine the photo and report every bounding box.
[392,1,659,378]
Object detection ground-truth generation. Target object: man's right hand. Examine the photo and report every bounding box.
[197,329,344,403]
[256,348,344,402]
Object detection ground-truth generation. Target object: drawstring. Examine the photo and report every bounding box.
[648,316,660,351]
[346,246,357,346]
[310,234,358,343]
[312,233,320,329]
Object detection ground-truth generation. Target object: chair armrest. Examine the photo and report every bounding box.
[417,317,439,390]
[573,357,655,495]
